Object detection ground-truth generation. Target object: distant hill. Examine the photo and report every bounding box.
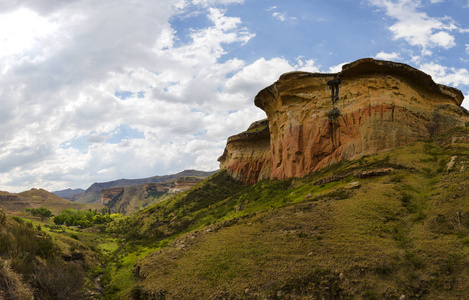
[101,176,208,215]
[70,170,217,204]
[52,188,85,198]
[0,188,103,215]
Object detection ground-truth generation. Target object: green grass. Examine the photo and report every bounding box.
[108,139,469,299]
[7,137,469,299]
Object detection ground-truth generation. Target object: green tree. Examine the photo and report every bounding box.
[31,207,53,221]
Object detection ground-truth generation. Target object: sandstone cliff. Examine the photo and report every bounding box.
[219,58,469,184]
[70,169,216,204]
[100,176,206,215]
[217,119,271,185]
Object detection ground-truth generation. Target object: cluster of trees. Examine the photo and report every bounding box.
[25,207,53,221]
[53,209,121,228]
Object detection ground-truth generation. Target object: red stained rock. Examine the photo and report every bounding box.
[220,58,469,184]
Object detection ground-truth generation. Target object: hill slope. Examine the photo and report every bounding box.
[71,169,217,204]
[104,128,469,299]
[52,188,85,198]
[0,188,103,215]
[101,176,209,215]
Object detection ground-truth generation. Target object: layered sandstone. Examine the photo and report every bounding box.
[101,187,124,206]
[218,119,271,185]
[100,176,206,214]
[220,58,469,184]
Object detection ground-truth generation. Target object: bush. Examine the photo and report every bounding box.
[30,207,53,221]
[400,192,417,213]
[54,209,118,228]
[11,216,24,224]
[0,210,5,225]
[0,260,33,300]
[34,259,86,300]
[131,285,149,300]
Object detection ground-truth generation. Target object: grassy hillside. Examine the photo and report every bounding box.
[0,210,91,299]
[4,129,469,299]
[99,128,469,299]
[0,188,103,216]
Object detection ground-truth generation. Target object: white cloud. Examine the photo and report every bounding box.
[419,62,469,88]
[0,8,58,59]
[267,6,297,23]
[369,0,460,53]
[192,0,244,7]
[327,63,346,73]
[466,44,469,54]
[224,57,320,100]
[0,0,303,193]
[375,51,402,60]
[273,12,286,22]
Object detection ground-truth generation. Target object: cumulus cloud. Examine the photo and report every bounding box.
[273,12,286,22]
[419,62,469,87]
[368,0,461,54]
[0,0,305,192]
[192,0,244,7]
[375,51,402,60]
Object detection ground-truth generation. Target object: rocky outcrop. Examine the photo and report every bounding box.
[220,58,469,184]
[218,119,271,185]
[100,176,207,215]
[100,187,124,206]
[73,170,217,204]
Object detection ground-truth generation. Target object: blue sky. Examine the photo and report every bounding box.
[0,0,468,192]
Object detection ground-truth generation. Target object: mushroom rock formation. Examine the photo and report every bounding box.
[220,58,468,184]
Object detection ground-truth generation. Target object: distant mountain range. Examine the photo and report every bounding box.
[51,188,86,198]
[52,169,218,204]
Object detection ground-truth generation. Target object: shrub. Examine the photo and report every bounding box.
[0,210,5,225]
[405,250,426,270]
[390,174,404,183]
[400,192,417,213]
[0,260,33,300]
[30,207,53,221]
[11,216,24,224]
[131,285,149,300]
[34,259,86,300]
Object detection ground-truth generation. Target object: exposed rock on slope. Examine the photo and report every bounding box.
[218,119,271,185]
[100,176,207,215]
[71,169,216,204]
[219,58,469,184]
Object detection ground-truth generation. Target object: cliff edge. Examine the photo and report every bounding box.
[219,58,469,184]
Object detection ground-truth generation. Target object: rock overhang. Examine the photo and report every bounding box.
[222,58,469,185]
[254,58,465,110]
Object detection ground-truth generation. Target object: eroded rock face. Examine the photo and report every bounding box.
[100,176,206,214]
[218,119,271,185]
[101,187,124,206]
[220,58,469,184]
